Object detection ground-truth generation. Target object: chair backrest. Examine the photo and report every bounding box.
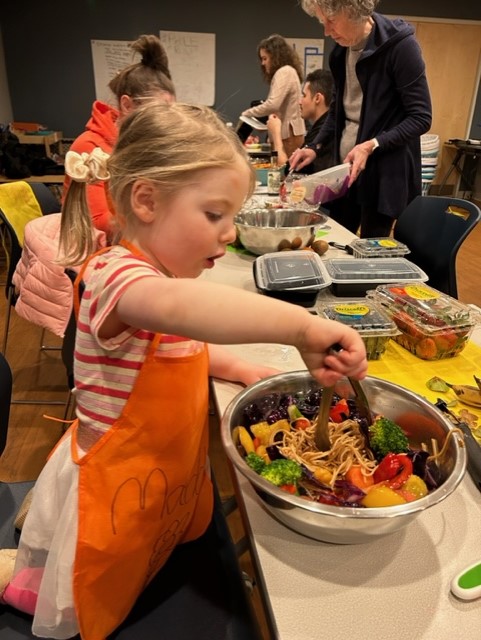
[0,352,12,456]
[28,182,61,214]
[0,181,60,299]
[61,269,85,390]
[393,195,481,298]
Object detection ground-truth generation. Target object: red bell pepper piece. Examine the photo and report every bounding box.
[373,453,413,489]
[280,484,298,494]
[329,398,350,423]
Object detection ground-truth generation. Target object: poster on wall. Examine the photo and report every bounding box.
[90,39,140,104]
[159,31,215,106]
[287,38,324,75]
[90,32,216,106]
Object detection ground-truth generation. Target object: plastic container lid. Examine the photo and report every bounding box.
[324,258,428,283]
[254,251,331,292]
[368,283,476,332]
[317,300,399,336]
[349,238,410,259]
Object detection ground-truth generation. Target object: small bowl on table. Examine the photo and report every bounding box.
[234,208,327,256]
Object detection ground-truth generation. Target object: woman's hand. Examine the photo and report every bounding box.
[344,140,376,186]
[289,147,316,171]
[267,114,282,139]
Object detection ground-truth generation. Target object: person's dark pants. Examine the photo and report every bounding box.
[326,191,395,238]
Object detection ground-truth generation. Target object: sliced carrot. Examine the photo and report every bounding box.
[345,465,374,491]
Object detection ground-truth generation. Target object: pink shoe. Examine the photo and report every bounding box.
[0,549,17,601]
[2,566,44,615]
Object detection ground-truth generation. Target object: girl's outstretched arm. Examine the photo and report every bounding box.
[113,277,368,387]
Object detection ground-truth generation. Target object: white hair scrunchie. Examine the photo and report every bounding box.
[65,147,111,183]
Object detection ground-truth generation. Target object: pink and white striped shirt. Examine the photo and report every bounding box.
[74,245,205,436]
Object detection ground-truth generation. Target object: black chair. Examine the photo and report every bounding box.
[0,352,12,457]
[0,466,260,638]
[0,352,35,551]
[0,486,262,640]
[60,269,86,420]
[393,195,481,298]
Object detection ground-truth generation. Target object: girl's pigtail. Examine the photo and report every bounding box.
[59,148,110,266]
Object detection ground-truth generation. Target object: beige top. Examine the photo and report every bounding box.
[243,65,306,139]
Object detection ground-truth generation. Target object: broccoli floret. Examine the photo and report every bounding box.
[368,417,409,459]
[260,458,303,486]
[245,452,267,475]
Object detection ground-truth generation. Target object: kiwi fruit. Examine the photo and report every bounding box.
[311,239,329,256]
[291,236,303,250]
[277,238,292,251]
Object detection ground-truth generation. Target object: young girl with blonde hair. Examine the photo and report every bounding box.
[1,102,367,638]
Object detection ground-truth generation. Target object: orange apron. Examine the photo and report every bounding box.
[71,250,213,639]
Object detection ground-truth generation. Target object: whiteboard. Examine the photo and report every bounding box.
[159,30,215,105]
[90,39,140,104]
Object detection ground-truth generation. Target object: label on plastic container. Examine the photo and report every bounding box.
[267,169,281,195]
[333,304,370,318]
[288,183,306,204]
[403,284,441,301]
[372,239,398,248]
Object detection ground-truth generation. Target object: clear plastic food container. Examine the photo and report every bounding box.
[324,258,428,297]
[317,300,399,360]
[286,163,350,207]
[349,237,410,259]
[368,282,477,360]
[253,251,331,307]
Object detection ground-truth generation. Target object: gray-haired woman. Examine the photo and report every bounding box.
[290,0,432,237]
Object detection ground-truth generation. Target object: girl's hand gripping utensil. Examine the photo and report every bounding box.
[330,343,372,425]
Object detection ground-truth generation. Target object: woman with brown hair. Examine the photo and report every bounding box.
[241,34,306,157]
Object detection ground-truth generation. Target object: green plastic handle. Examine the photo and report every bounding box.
[451,561,481,600]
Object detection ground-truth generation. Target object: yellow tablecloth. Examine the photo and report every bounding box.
[368,338,481,421]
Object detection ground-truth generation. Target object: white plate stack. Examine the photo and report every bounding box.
[420,133,440,195]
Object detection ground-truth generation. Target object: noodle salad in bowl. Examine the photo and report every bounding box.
[221,372,466,544]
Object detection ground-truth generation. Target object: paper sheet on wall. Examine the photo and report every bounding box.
[159,30,215,105]
[287,38,324,76]
[90,39,140,104]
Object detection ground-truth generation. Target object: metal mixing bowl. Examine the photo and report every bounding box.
[234,208,327,255]
[221,372,466,544]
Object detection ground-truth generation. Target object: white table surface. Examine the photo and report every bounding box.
[202,215,481,640]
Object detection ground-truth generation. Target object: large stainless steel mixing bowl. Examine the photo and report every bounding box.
[221,372,466,544]
[234,208,327,255]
